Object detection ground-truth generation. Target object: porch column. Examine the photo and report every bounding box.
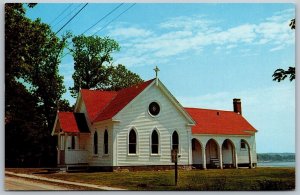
[219,146,223,169]
[202,147,206,169]
[76,134,80,150]
[64,133,68,150]
[249,148,253,169]
[57,134,60,164]
[235,150,239,169]
[64,134,68,164]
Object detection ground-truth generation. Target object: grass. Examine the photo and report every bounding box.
[6,167,295,191]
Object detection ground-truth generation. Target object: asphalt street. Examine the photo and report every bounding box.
[5,176,70,191]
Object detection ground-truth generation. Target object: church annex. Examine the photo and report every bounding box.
[52,76,257,171]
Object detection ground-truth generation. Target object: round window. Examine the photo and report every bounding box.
[149,102,160,116]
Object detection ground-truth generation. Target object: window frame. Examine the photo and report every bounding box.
[148,101,161,117]
[172,131,179,153]
[240,140,247,150]
[151,129,160,155]
[128,128,138,155]
[71,135,75,150]
[93,131,98,155]
[104,129,109,155]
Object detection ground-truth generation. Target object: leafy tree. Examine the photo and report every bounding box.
[5,3,38,82]
[272,19,295,82]
[58,99,74,112]
[5,3,71,167]
[69,35,120,97]
[6,3,71,129]
[289,18,295,30]
[5,80,49,167]
[30,32,72,131]
[107,64,144,91]
[272,67,295,82]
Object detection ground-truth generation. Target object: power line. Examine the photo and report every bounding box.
[92,3,136,36]
[56,3,89,35]
[52,4,83,29]
[50,4,73,25]
[82,3,124,35]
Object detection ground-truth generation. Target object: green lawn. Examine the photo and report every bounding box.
[6,167,295,191]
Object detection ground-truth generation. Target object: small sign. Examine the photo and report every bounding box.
[171,149,178,163]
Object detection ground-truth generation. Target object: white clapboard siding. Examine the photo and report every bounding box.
[65,150,88,164]
[114,84,192,166]
[87,123,114,166]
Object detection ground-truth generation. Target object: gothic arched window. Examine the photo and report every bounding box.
[104,130,108,154]
[129,129,137,154]
[151,130,159,154]
[172,131,179,151]
[94,131,98,155]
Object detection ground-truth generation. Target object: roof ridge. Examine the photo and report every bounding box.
[58,111,73,113]
[80,88,117,93]
[116,78,155,92]
[184,107,233,112]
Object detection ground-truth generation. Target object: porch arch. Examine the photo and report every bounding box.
[191,138,204,168]
[205,139,221,168]
[222,139,237,168]
[240,139,253,168]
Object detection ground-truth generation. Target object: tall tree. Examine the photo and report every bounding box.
[272,19,295,82]
[107,64,144,91]
[30,32,71,131]
[70,35,120,97]
[5,3,71,167]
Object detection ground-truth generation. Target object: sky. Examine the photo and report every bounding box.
[25,3,295,153]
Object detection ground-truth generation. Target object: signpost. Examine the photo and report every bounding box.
[171,149,178,186]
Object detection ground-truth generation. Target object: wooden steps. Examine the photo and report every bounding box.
[210,158,220,168]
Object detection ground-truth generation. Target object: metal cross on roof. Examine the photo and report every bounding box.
[154,66,160,79]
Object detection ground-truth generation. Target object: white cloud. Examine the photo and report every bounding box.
[109,27,153,39]
[212,24,257,44]
[270,45,285,52]
[160,15,217,31]
[111,8,294,67]
[226,44,237,49]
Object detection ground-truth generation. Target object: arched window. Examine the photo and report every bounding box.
[172,131,179,151]
[151,130,159,154]
[240,140,246,150]
[94,131,98,155]
[129,129,137,154]
[71,135,75,150]
[104,130,108,154]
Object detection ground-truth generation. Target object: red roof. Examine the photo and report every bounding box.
[185,108,256,135]
[58,112,80,133]
[81,90,117,121]
[58,112,90,133]
[80,79,155,123]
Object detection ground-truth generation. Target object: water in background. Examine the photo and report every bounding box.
[257,161,295,167]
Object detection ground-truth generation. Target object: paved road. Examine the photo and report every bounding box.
[5,176,70,191]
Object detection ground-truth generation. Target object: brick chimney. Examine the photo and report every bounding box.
[233,98,242,115]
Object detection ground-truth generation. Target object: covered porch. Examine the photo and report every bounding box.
[52,112,90,167]
[192,138,252,169]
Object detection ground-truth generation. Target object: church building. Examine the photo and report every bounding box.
[52,71,257,171]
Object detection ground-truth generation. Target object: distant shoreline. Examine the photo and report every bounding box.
[257,161,295,168]
[257,153,295,164]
